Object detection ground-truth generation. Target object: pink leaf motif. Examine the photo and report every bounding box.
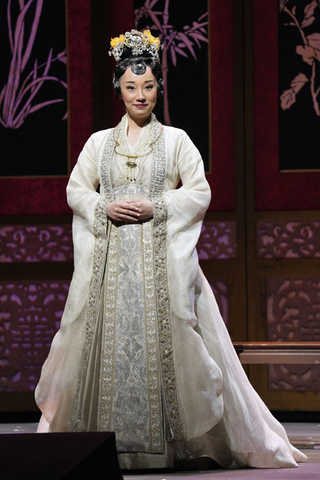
[280,73,308,110]
[170,45,177,66]
[296,44,320,65]
[174,46,188,58]
[307,33,320,52]
[302,1,317,24]
[190,32,208,48]
[280,90,296,110]
[176,32,196,59]
[147,9,163,31]
[57,49,67,64]
[279,0,289,13]
[29,99,64,113]
[148,0,159,8]
[1,0,67,128]
[198,12,208,22]
[301,16,315,28]
[291,73,309,92]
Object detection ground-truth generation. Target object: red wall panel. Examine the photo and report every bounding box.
[0,0,93,216]
[254,0,320,211]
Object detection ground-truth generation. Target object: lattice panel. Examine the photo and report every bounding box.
[0,225,73,263]
[0,221,237,262]
[256,220,320,259]
[266,278,320,391]
[0,281,69,392]
[0,218,232,393]
[198,221,237,259]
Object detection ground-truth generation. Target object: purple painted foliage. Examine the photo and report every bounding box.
[134,0,208,125]
[280,0,320,116]
[0,0,67,129]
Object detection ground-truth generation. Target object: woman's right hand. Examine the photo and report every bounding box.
[107,201,140,223]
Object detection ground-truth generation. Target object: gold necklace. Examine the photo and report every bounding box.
[113,124,163,182]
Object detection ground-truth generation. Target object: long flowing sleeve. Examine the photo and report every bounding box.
[159,128,307,468]
[67,133,111,246]
[153,128,223,441]
[67,135,101,230]
[163,129,211,324]
[35,129,111,430]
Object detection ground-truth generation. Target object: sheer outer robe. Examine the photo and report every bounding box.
[35,124,223,436]
[35,123,306,468]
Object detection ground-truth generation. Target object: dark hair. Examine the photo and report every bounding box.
[112,50,163,99]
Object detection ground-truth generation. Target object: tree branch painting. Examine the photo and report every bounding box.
[134,0,208,125]
[280,0,320,116]
[0,0,67,129]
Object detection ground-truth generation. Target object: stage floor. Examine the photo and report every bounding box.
[1,422,319,479]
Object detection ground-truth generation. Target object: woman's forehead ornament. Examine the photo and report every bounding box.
[109,29,163,62]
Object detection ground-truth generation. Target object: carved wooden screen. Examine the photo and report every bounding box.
[0,0,93,413]
[244,0,320,411]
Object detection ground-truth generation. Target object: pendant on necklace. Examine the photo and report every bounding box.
[126,160,137,169]
[126,157,138,182]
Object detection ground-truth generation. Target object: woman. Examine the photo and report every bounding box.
[35,29,307,470]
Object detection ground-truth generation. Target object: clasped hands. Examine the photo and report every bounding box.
[107,199,153,223]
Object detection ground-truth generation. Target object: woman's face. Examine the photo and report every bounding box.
[120,66,157,124]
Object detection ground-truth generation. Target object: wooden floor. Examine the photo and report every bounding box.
[0,422,319,479]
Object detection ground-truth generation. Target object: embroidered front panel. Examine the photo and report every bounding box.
[112,222,150,451]
[77,117,184,445]
[99,184,163,453]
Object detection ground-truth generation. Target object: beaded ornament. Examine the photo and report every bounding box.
[109,29,162,62]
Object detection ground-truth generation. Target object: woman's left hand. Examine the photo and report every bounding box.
[128,199,153,221]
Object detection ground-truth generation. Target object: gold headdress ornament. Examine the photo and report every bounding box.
[109,29,162,62]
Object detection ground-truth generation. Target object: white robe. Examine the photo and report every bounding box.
[35,114,307,469]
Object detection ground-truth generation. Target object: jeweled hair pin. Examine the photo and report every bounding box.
[109,29,163,62]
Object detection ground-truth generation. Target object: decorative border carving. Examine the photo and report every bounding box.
[257,220,320,258]
[0,281,69,392]
[266,278,320,391]
[0,225,73,262]
[198,221,237,260]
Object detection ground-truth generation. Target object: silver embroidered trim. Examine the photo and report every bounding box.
[82,130,115,372]
[149,125,185,441]
[149,118,166,199]
[152,196,184,441]
[100,130,116,203]
[72,132,114,429]
[142,220,163,452]
[98,223,119,430]
[83,197,109,364]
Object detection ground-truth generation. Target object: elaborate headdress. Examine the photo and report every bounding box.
[109,29,163,62]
